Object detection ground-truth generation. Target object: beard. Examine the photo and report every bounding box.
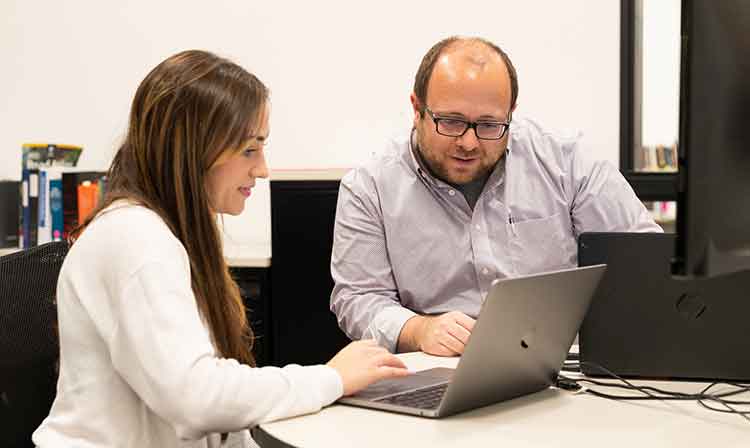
[414,129,504,186]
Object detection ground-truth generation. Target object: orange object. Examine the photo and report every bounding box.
[77,181,99,224]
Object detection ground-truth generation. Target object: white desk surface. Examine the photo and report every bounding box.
[0,247,19,257]
[254,352,750,448]
[222,242,271,268]
[1,244,272,268]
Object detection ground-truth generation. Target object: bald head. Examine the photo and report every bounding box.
[413,36,518,114]
[428,42,512,112]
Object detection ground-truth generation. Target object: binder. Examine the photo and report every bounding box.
[21,168,39,248]
[0,181,20,248]
[37,167,65,244]
[76,181,99,225]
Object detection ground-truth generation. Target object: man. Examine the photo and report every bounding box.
[330,36,661,357]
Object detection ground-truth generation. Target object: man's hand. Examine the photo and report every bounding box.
[398,312,476,356]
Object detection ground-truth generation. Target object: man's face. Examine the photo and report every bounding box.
[412,47,513,185]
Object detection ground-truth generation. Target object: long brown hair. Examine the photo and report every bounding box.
[72,50,268,366]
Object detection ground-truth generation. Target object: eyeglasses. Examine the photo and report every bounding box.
[424,107,511,140]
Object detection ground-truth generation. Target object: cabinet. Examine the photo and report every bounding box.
[269,178,350,366]
[231,267,271,367]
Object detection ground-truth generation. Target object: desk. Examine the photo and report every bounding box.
[252,352,749,448]
[0,247,20,257]
[223,242,271,268]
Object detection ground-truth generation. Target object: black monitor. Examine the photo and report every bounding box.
[673,0,750,277]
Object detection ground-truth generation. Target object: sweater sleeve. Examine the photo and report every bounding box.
[106,259,343,440]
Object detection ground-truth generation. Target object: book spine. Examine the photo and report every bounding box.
[29,170,39,247]
[49,170,64,242]
[76,181,99,225]
[20,168,29,248]
[62,172,78,241]
[37,169,51,245]
[20,168,40,248]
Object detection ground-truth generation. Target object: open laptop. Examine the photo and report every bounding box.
[337,264,606,418]
[578,232,750,381]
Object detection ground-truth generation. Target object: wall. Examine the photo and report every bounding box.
[0,1,621,248]
[641,0,680,148]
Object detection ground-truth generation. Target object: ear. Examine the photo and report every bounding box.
[410,92,421,126]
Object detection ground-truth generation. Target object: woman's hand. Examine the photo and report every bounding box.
[327,340,411,396]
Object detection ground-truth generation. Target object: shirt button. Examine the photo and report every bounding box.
[448,190,456,196]
[475,224,481,231]
[482,268,489,275]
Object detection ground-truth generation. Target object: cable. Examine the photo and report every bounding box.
[556,358,750,423]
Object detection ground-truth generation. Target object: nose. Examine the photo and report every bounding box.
[252,150,269,179]
[456,126,480,151]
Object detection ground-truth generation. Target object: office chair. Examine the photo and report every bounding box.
[0,241,69,448]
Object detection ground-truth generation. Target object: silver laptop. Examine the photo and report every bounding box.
[338,264,606,418]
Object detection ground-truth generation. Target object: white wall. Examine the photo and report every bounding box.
[641,0,680,147]
[0,1,621,248]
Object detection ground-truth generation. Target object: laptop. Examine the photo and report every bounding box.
[337,264,606,418]
[578,232,750,381]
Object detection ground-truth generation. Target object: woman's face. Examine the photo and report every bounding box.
[205,109,270,215]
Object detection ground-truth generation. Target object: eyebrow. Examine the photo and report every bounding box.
[434,110,506,122]
[245,133,269,142]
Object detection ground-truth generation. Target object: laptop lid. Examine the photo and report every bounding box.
[338,264,606,417]
[578,232,750,381]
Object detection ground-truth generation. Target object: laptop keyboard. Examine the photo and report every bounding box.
[375,383,448,409]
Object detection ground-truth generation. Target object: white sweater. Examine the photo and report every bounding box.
[33,203,343,447]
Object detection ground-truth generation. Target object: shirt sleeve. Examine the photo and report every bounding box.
[566,138,663,236]
[106,259,343,441]
[330,170,416,353]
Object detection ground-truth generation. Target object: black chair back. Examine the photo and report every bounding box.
[0,241,69,447]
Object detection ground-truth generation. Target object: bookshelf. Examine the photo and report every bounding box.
[620,0,680,230]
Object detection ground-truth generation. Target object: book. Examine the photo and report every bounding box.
[37,167,65,244]
[37,169,50,245]
[76,181,99,225]
[21,168,39,248]
[0,180,20,248]
[655,145,667,169]
[22,143,82,168]
[62,171,106,239]
[20,143,82,247]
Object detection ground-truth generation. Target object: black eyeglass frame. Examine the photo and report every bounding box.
[423,106,512,140]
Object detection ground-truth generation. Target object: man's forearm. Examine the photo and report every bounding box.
[396,315,425,353]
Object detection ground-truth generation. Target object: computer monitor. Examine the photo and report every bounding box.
[673,0,750,278]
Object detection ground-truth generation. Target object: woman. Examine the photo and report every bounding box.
[33,50,408,447]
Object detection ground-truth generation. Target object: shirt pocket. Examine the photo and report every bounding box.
[507,212,577,275]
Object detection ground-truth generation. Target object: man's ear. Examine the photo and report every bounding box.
[410,92,421,124]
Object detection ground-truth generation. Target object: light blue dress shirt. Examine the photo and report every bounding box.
[330,117,662,352]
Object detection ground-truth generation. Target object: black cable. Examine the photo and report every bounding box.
[556,358,750,423]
